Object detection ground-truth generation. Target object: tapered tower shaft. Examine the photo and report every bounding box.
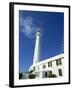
[33,31,41,64]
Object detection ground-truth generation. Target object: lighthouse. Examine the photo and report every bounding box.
[33,31,41,64]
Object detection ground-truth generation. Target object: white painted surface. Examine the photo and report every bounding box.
[0,0,72,90]
[14,3,69,86]
[30,54,64,78]
[33,31,41,64]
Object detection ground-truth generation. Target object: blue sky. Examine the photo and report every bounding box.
[19,10,64,73]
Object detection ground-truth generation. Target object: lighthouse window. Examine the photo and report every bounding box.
[48,62,52,67]
[43,65,46,69]
[56,59,62,66]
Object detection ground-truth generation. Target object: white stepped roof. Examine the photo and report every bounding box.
[30,54,64,68]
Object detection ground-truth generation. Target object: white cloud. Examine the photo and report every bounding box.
[19,15,42,38]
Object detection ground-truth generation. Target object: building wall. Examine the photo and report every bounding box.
[29,54,64,79]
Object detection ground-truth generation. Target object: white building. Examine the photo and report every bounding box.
[29,54,64,79]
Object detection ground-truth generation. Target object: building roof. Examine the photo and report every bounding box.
[30,54,64,68]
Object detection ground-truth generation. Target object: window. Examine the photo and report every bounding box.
[43,71,48,78]
[38,67,39,70]
[45,72,47,77]
[33,67,35,70]
[48,62,52,67]
[56,59,62,66]
[43,65,46,69]
[58,69,62,76]
[36,66,39,70]
[35,72,40,77]
[48,71,52,75]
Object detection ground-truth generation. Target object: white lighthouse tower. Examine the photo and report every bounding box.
[33,31,41,64]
